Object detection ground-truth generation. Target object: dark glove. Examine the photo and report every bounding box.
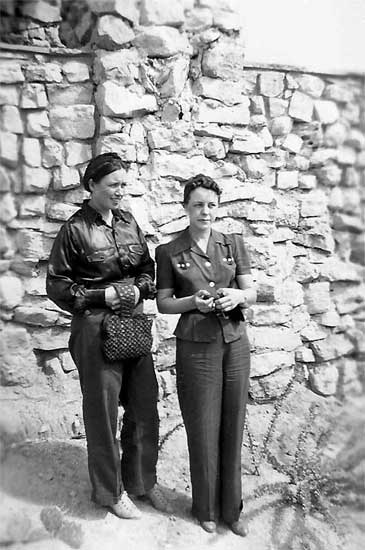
[134,275,157,301]
[73,288,106,312]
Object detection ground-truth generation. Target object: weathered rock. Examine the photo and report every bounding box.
[19,0,61,22]
[14,306,59,327]
[62,60,90,83]
[275,279,304,307]
[250,95,265,115]
[140,0,184,27]
[248,366,294,401]
[324,83,353,103]
[93,48,140,84]
[293,221,335,253]
[96,81,157,118]
[0,131,18,166]
[52,165,80,190]
[295,346,315,362]
[0,62,24,84]
[0,275,24,309]
[304,281,331,314]
[319,257,361,283]
[314,100,339,124]
[320,308,340,327]
[95,133,137,161]
[292,257,320,283]
[300,320,327,342]
[159,56,190,98]
[267,98,287,117]
[309,364,339,396]
[16,229,53,261]
[258,71,284,97]
[298,174,317,190]
[94,14,135,49]
[288,91,313,122]
[196,99,250,125]
[87,0,139,24]
[184,7,213,31]
[213,8,242,31]
[0,325,38,386]
[248,326,302,352]
[0,193,17,224]
[270,116,292,136]
[151,150,214,180]
[0,84,18,105]
[300,189,327,217]
[147,122,195,152]
[281,133,303,154]
[274,195,300,228]
[230,130,265,154]
[332,212,364,233]
[193,77,243,106]
[296,74,325,98]
[247,304,291,326]
[277,170,298,190]
[46,201,79,222]
[0,166,11,192]
[19,195,45,217]
[22,138,41,167]
[25,63,62,83]
[21,83,47,110]
[22,166,51,194]
[1,105,23,134]
[323,121,347,147]
[26,111,50,138]
[133,26,191,57]
[64,142,92,167]
[310,334,354,361]
[200,137,226,159]
[250,350,295,377]
[42,138,64,168]
[30,327,70,350]
[202,39,245,81]
[315,162,342,187]
[47,82,93,106]
[50,105,95,140]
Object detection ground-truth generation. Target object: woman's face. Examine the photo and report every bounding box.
[89,168,127,212]
[184,187,219,232]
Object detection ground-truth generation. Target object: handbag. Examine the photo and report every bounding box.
[101,282,153,362]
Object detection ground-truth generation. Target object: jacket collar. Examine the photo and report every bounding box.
[171,227,226,253]
[81,200,130,224]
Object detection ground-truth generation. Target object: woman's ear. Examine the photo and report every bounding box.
[88,178,95,193]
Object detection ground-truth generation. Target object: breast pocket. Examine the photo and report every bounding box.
[86,246,116,263]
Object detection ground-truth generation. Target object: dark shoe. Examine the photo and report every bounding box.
[147,483,173,514]
[229,516,249,537]
[110,492,142,519]
[200,520,217,533]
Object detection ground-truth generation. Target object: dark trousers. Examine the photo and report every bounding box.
[69,309,159,506]
[176,329,250,524]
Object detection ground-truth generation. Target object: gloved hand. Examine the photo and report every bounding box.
[73,288,106,312]
[134,275,157,301]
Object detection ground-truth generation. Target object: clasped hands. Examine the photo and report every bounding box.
[105,285,140,312]
[194,288,246,314]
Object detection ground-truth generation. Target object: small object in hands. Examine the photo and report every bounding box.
[214,288,229,319]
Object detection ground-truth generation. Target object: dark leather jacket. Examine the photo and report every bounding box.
[46,201,155,314]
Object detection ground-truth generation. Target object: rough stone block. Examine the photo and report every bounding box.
[0,325,38,387]
[87,0,139,23]
[19,0,61,22]
[304,281,331,314]
[45,201,79,222]
[194,123,233,141]
[0,275,24,309]
[64,142,92,167]
[20,83,47,109]
[17,229,53,261]
[295,346,315,362]
[193,77,243,106]
[270,116,292,136]
[25,63,62,83]
[239,156,269,179]
[47,82,93,106]
[0,131,18,166]
[30,327,70,350]
[62,61,90,83]
[147,122,195,152]
[26,111,50,137]
[281,133,303,154]
[248,326,302,352]
[289,91,313,122]
[133,26,191,57]
[0,166,11,192]
[94,14,135,49]
[300,189,327,217]
[250,350,295,377]
[0,85,19,106]
[314,100,339,124]
[42,138,64,168]
[309,364,339,396]
[300,320,327,342]
[323,121,347,147]
[201,137,226,159]
[95,133,137,162]
[159,56,189,98]
[332,212,363,233]
[311,334,354,362]
[277,170,299,190]
[267,98,288,117]
[247,304,292,326]
[202,39,245,81]
[258,71,284,97]
[315,162,342,186]
[22,137,41,167]
[96,81,157,117]
[0,62,24,84]
[213,9,241,32]
[14,306,59,327]
[249,95,265,115]
[298,174,317,190]
[93,48,140,85]
[184,7,213,31]
[22,165,51,194]
[50,105,95,140]
[53,165,80,190]
[140,0,185,27]
[296,74,325,98]
[196,99,249,125]
[151,150,214,180]
[19,195,45,217]
[230,130,265,154]
[248,366,293,401]
[1,106,23,134]
[324,83,353,103]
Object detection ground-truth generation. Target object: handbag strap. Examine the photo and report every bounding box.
[111,283,135,317]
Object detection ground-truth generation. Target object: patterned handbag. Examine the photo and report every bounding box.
[101,283,153,362]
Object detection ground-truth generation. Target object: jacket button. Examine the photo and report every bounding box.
[209,281,215,287]
[205,261,211,266]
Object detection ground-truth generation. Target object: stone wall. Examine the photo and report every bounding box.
[0,0,364,456]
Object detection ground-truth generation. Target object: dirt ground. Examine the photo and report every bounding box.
[0,396,364,550]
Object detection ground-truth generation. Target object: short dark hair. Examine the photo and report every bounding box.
[183,174,222,205]
[82,152,128,192]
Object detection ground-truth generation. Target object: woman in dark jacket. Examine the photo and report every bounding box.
[47,152,169,519]
[156,174,256,536]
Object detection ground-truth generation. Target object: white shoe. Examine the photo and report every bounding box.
[110,492,142,519]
